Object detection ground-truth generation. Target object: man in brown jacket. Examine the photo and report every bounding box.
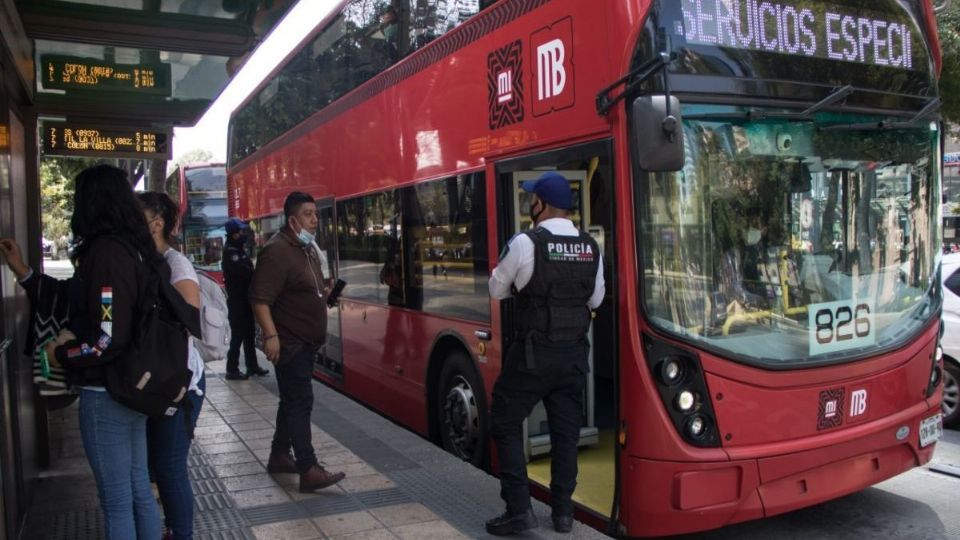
[250,191,345,492]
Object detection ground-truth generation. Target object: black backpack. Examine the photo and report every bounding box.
[103,240,201,418]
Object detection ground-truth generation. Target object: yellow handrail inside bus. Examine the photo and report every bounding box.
[722,248,809,336]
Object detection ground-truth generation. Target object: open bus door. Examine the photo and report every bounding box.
[315,197,344,380]
[493,140,618,521]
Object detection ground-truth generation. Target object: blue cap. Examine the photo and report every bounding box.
[521,172,572,210]
[224,217,249,234]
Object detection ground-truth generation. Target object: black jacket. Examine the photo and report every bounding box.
[53,237,141,388]
[222,240,254,302]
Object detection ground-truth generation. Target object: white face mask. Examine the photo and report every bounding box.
[292,216,315,245]
[746,228,762,246]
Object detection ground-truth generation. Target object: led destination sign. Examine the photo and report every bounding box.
[41,55,172,96]
[680,0,917,70]
[43,122,170,159]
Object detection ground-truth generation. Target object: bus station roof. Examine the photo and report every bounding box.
[4,0,291,127]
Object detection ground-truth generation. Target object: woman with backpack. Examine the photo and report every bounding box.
[138,191,205,540]
[44,164,162,540]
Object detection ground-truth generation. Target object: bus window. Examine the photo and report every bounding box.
[337,191,402,306]
[639,107,941,366]
[405,173,489,322]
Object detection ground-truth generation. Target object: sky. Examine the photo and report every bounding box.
[170,0,339,165]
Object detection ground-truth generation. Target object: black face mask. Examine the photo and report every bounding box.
[529,199,544,223]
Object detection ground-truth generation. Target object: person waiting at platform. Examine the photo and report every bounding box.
[486,172,605,535]
[139,192,206,540]
[46,164,162,540]
[250,191,346,492]
[222,217,269,380]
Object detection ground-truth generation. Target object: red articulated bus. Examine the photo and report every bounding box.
[166,162,229,282]
[227,0,946,536]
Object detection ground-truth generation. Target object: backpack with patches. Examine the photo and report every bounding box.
[103,240,201,417]
[194,270,230,362]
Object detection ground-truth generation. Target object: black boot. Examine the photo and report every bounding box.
[552,512,573,533]
[485,508,538,536]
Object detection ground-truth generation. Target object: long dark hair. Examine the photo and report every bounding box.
[138,191,181,246]
[70,164,160,264]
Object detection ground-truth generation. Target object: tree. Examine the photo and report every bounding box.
[175,148,215,168]
[39,156,97,246]
[938,2,960,127]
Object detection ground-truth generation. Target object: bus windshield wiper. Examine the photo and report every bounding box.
[685,85,854,122]
[821,97,941,131]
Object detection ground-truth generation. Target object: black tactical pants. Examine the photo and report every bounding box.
[491,339,587,516]
[226,299,260,374]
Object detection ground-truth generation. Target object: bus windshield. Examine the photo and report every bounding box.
[639,106,941,367]
[185,166,227,196]
[180,165,228,273]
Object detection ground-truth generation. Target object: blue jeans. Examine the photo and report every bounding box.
[148,375,205,540]
[79,388,161,540]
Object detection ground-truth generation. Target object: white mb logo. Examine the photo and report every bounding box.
[850,389,868,417]
[537,39,566,100]
[497,70,513,104]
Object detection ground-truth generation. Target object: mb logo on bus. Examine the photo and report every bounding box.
[849,389,868,419]
[531,17,575,117]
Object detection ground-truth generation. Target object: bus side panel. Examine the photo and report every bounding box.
[338,300,390,414]
[337,298,492,437]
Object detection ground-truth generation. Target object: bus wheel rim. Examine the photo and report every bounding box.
[943,368,959,418]
[443,375,480,460]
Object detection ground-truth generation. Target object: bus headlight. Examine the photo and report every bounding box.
[644,334,720,448]
[660,358,684,385]
[686,415,706,438]
[676,390,696,412]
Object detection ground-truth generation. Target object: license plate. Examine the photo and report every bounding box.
[919,414,943,448]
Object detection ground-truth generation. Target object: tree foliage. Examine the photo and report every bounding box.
[39,157,97,243]
[175,148,215,167]
[939,2,960,126]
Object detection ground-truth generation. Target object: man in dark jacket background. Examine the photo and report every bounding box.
[222,217,269,380]
[250,191,345,493]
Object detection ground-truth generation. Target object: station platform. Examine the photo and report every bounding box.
[22,359,611,540]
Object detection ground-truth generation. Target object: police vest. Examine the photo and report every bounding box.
[515,227,600,342]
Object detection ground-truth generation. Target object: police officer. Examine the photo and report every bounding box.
[223,217,270,379]
[485,172,605,535]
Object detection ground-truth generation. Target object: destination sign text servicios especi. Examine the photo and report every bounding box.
[679,0,916,70]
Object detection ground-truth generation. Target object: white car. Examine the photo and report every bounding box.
[939,253,960,428]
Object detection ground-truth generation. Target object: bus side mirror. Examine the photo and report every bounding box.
[632,95,685,172]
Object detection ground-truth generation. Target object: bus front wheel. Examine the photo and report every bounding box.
[438,352,488,467]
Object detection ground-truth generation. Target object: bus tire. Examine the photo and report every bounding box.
[437,351,488,467]
[943,359,960,429]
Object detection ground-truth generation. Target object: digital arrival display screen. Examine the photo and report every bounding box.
[677,0,921,71]
[42,122,171,160]
[41,55,172,96]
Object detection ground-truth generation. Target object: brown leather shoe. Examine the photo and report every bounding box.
[299,465,346,492]
[266,452,298,474]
